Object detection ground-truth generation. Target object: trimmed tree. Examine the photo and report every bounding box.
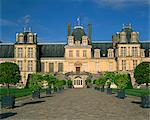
[114,73,130,99]
[28,73,44,98]
[44,74,56,88]
[0,62,20,94]
[134,62,150,108]
[134,62,150,88]
[95,76,107,91]
[0,62,20,108]
[85,79,92,88]
[114,73,130,90]
[104,72,116,88]
[67,80,72,88]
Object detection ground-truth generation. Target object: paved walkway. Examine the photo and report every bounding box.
[1,88,150,120]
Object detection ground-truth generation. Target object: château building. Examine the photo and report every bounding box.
[0,20,150,88]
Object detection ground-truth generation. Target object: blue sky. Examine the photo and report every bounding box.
[0,0,149,43]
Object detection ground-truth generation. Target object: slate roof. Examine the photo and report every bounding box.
[92,42,112,57]
[0,44,14,58]
[72,28,86,42]
[38,43,65,57]
[0,41,149,58]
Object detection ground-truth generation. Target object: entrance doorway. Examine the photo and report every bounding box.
[73,77,83,88]
[76,67,80,72]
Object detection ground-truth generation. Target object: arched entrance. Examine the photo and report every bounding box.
[73,76,83,88]
[65,71,92,88]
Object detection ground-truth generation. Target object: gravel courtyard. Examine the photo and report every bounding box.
[1,88,150,120]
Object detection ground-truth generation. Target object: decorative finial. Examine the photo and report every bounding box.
[77,17,80,26]
[24,27,26,32]
[129,23,132,28]
[29,27,31,32]
[123,24,125,29]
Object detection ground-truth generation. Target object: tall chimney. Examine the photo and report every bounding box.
[68,22,71,36]
[88,23,92,42]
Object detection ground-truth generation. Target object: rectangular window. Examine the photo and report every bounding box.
[49,63,54,73]
[141,50,144,57]
[121,47,126,57]
[122,60,126,70]
[58,63,63,72]
[76,50,79,57]
[69,50,73,57]
[133,60,137,69]
[28,61,33,72]
[83,40,87,46]
[41,62,45,72]
[18,48,23,58]
[83,50,87,57]
[18,60,22,71]
[28,48,33,58]
[132,47,138,57]
[108,51,113,58]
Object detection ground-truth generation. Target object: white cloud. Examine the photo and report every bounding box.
[0,18,18,26]
[93,0,149,9]
[17,15,31,26]
[65,0,149,9]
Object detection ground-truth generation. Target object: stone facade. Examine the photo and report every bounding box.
[0,22,149,88]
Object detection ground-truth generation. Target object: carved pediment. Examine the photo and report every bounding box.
[74,61,82,67]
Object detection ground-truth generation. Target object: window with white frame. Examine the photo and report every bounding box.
[83,50,87,57]
[132,47,138,57]
[69,50,73,57]
[122,60,126,70]
[28,61,33,72]
[58,63,63,72]
[18,60,22,71]
[133,60,137,69]
[18,48,23,58]
[121,47,126,57]
[28,48,33,58]
[49,63,54,73]
[108,51,113,58]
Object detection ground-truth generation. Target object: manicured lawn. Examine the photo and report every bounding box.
[112,88,150,97]
[0,87,46,100]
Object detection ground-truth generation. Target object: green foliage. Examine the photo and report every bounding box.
[95,76,107,87]
[67,80,72,87]
[44,74,56,87]
[114,73,130,90]
[0,88,46,101]
[85,79,92,85]
[0,62,20,94]
[104,72,116,82]
[134,62,150,86]
[28,73,44,91]
[0,62,20,86]
[54,79,62,88]
[112,88,150,97]
[125,74,133,89]
[104,72,116,87]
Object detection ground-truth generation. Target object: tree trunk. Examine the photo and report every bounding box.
[146,83,149,88]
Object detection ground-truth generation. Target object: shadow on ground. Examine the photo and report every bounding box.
[131,101,141,104]
[40,95,53,99]
[15,100,45,108]
[0,112,17,119]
